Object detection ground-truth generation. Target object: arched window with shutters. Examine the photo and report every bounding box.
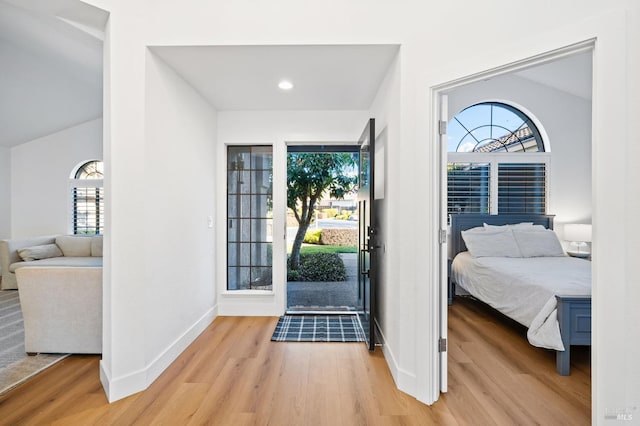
[70,160,104,235]
[447,102,549,216]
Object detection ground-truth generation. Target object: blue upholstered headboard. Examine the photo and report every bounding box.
[450,214,555,258]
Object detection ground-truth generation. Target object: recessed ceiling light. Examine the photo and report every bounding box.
[278,80,294,90]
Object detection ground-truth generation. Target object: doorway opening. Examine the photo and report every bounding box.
[285,145,360,314]
[435,42,594,402]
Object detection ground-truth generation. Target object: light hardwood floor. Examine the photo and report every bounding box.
[0,297,590,425]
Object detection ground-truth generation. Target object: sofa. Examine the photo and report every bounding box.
[0,235,103,290]
[16,266,102,354]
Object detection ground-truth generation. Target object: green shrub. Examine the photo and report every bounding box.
[323,208,339,218]
[287,269,300,281]
[303,229,322,244]
[287,252,346,281]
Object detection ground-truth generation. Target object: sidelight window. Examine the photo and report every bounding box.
[227,146,273,290]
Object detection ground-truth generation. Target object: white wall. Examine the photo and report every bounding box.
[0,147,10,239]
[447,72,593,228]
[90,0,640,417]
[367,53,414,392]
[99,49,218,402]
[216,110,368,316]
[10,118,103,237]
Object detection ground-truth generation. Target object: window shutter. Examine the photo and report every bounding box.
[447,163,491,215]
[497,163,546,214]
[73,186,104,235]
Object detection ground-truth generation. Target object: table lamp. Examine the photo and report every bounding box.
[564,224,592,258]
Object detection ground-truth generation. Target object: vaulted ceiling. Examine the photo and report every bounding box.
[0,1,592,148]
[0,0,106,147]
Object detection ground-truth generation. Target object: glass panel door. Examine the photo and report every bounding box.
[357,119,376,350]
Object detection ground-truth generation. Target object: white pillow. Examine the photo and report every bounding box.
[18,244,63,262]
[512,229,565,257]
[461,228,522,258]
[483,222,546,231]
[463,225,486,233]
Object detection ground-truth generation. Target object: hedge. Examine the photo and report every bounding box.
[287,252,346,281]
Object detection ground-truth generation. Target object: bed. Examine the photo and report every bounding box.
[449,214,591,375]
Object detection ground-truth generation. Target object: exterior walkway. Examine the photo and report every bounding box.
[287,253,358,310]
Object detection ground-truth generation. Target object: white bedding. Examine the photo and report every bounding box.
[451,252,591,350]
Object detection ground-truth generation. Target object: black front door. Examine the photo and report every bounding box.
[357,118,376,350]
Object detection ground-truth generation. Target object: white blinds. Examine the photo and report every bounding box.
[447,161,547,215]
[447,162,490,215]
[72,186,104,235]
[497,163,546,214]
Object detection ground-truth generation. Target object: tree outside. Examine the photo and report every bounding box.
[287,152,358,271]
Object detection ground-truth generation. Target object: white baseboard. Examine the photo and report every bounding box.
[101,304,218,403]
[375,319,416,396]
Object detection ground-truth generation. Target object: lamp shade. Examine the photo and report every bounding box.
[564,224,592,243]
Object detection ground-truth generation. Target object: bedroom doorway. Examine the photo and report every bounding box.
[435,41,595,396]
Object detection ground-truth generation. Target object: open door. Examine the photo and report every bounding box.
[357,118,377,350]
[439,95,449,392]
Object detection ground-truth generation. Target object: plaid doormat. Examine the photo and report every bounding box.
[271,315,366,342]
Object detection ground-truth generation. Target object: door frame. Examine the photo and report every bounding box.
[283,141,360,312]
[284,143,360,312]
[430,39,596,400]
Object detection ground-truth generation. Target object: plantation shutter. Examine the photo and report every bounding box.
[497,163,546,214]
[73,186,104,235]
[447,163,491,215]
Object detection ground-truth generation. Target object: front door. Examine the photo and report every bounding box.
[357,118,377,350]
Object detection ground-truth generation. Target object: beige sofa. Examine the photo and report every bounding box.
[0,235,102,290]
[16,266,102,354]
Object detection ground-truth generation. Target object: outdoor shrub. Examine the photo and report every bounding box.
[323,208,339,218]
[303,229,322,244]
[287,269,300,281]
[296,252,346,281]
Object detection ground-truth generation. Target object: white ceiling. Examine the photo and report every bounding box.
[0,2,593,148]
[514,51,593,100]
[151,45,401,111]
[0,0,106,147]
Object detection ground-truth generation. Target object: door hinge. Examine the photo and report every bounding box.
[438,120,447,136]
[439,338,447,352]
[439,229,447,244]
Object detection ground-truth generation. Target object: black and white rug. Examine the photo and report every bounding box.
[271,315,366,342]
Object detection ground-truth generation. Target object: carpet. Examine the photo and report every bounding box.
[0,290,68,396]
[271,315,366,342]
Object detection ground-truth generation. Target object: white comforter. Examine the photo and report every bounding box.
[451,252,591,350]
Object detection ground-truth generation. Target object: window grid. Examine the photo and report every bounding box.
[227,146,273,290]
[447,102,548,217]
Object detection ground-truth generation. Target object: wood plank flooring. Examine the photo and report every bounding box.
[0,297,591,425]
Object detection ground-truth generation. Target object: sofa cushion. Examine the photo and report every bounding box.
[10,256,103,273]
[18,244,63,262]
[91,235,103,257]
[55,236,92,257]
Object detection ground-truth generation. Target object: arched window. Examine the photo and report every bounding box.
[71,160,104,235]
[447,102,548,215]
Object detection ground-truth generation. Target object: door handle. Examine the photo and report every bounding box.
[361,269,370,277]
